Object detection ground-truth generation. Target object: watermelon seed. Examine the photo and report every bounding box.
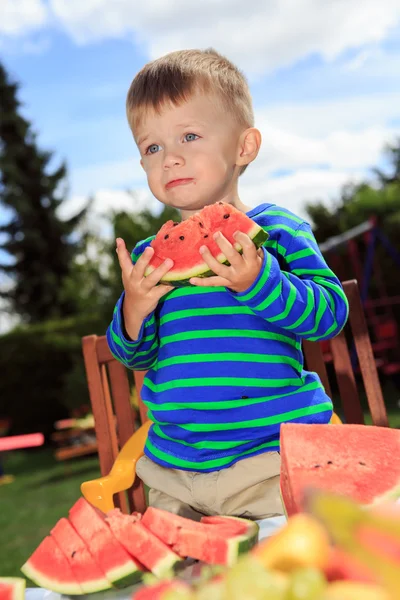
[223,214,230,219]
[71,551,76,558]
[359,461,366,466]
[179,236,185,240]
[164,235,169,239]
[327,461,333,464]
[173,223,179,226]
[199,222,204,228]
[204,235,209,238]
[313,465,321,468]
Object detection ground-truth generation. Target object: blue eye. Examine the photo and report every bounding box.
[184,133,199,142]
[146,144,161,154]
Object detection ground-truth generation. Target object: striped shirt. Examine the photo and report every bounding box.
[107,203,349,472]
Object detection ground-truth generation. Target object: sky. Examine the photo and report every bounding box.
[1,0,400,226]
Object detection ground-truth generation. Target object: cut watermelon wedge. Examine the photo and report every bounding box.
[68,498,143,588]
[144,202,269,286]
[133,579,191,600]
[51,517,111,594]
[106,509,184,579]
[21,536,83,595]
[0,577,26,600]
[280,424,400,516]
[141,508,258,566]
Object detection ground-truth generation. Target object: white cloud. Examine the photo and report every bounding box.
[0,0,48,36]
[59,188,159,224]
[70,156,144,197]
[66,90,399,224]
[8,0,393,73]
[241,169,363,220]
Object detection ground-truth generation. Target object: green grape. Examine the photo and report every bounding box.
[194,579,226,600]
[224,555,287,600]
[286,567,327,600]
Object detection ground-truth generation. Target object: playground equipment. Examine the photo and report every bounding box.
[320,217,400,377]
[0,430,44,485]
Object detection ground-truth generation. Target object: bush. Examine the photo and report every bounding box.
[0,314,107,438]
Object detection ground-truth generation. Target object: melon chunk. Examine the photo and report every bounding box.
[280,423,400,516]
[141,507,258,566]
[0,577,26,600]
[106,508,184,578]
[144,202,269,286]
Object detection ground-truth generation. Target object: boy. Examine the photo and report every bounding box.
[107,48,348,521]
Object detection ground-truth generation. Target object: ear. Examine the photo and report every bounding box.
[236,128,262,167]
[140,158,145,171]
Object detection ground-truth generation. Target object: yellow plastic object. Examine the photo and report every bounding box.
[81,419,152,513]
[330,412,342,425]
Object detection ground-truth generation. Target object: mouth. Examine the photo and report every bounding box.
[166,178,194,189]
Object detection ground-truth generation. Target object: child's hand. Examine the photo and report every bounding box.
[116,238,174,337]
[189,231,264,293]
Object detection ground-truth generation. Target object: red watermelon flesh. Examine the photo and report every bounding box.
[141,507,245,546]
[21,536,83,595]
[0,578,25,600]
[106,509,184,578]
[141,508,259,566]
[144,202,268,286]
[51,517,111,594]
[68,498,143,588]
[280,423,400,516]
[133,579,191,600]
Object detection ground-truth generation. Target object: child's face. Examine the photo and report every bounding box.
[135,92,244,213]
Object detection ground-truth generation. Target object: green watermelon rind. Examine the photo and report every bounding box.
[0,577,26,600]
[212,516,259,566]
[151,224,269,287]
[21,561,83,596]
[149,552,184,579]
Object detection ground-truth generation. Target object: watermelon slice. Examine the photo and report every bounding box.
[133,579,192,600]
[51,517,111,594]
[280,423,400,516]
[0,577,25,600]
[21,536,83,595]
[106,508,185,578]
[141,507,259,566]
[144,202,269,286]
[68,498,143,588]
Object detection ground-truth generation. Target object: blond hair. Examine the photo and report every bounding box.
[126,48,254,134]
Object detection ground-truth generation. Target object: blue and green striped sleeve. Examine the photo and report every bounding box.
[106,238,158,370]
[232,222,349,341]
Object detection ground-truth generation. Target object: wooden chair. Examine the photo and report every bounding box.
[303,279,389,428]
[81,279,389,514]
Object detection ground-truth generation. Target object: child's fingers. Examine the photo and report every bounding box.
[234,232,258,262]
[142,258,174,289]
[133,246,155,278]
[116,238,135,276]
[199,246,231,277]
[213,232,243,268]
[190,275,231,287]
[155,284,174,299]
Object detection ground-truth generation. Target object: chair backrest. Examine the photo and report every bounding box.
[302,279,389,427]
[81,334,148,514]
[82,279,389,513]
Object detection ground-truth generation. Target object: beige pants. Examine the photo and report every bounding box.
[136,451,284,521]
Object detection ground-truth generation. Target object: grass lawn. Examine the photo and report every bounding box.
[0,448,100,579]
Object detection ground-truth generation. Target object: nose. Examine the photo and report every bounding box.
[163,149,185,170]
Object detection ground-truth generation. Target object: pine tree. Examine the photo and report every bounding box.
[0,61,86,322]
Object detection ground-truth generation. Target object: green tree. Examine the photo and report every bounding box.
[306,140,400,242]
[0,61,86,323]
